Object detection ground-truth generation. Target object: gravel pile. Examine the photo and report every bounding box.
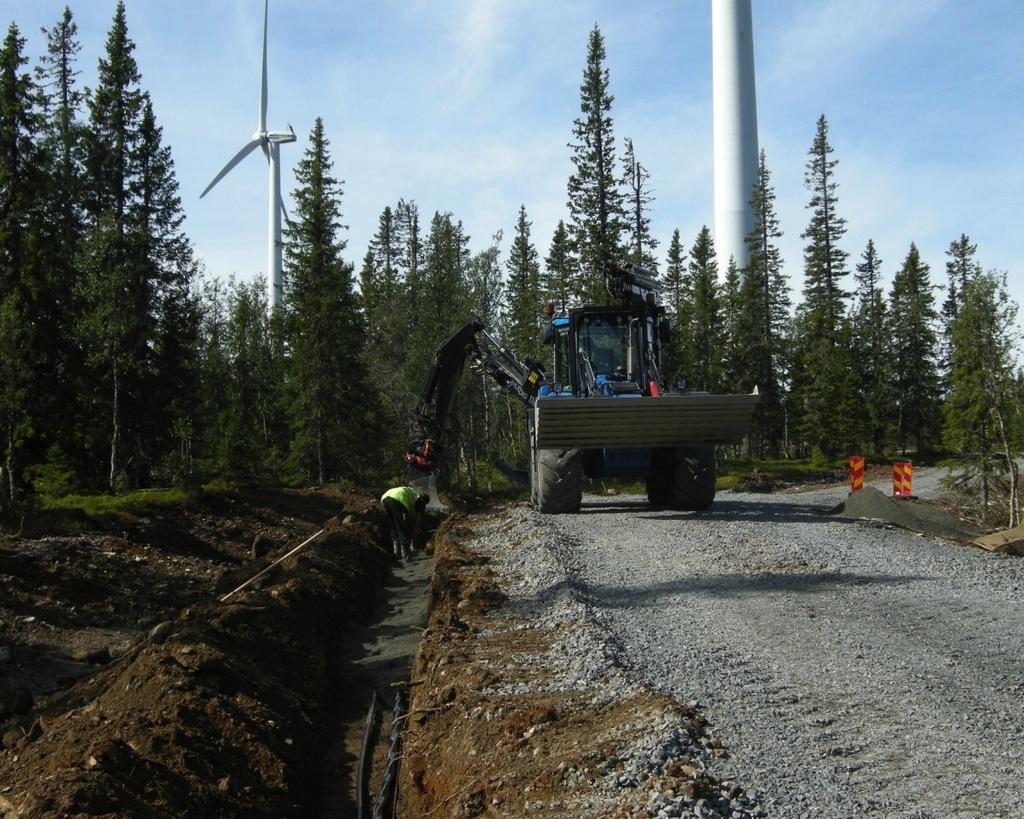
[835,485,982,541]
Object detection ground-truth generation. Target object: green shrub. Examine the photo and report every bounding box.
[30,445,79,498]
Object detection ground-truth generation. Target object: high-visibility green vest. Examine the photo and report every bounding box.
[381,486,418,515]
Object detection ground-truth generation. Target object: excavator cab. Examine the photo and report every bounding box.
[545,307,657,398]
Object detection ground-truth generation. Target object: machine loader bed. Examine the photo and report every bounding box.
[533,392,759,450]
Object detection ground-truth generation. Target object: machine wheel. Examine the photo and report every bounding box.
[645,446,716,510]
[534,447,582,514]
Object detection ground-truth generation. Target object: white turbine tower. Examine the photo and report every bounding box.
[201,0,295,311]
[711,0,759,271]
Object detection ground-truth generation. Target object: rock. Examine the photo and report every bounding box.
[148,620,174,644]
[251,533,274,559]
[0,688,33,721]
[74,647,111,665]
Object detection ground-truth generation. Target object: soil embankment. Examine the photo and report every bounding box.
[0,489,399,817]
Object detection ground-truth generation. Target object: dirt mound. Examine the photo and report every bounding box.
[0,489,392,817]
[833,486,982,541]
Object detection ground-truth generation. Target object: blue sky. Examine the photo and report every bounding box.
[5,0,1023,318]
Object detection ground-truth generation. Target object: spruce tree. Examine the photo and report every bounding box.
[621,137,658,272]
[36,7,84,265]
[404,211,472,483]
[194,278,231,478]
[0,23,43,289]
[284,118,373,484]
[542,219,573,312]
[660,229,690,387]
[407,212,472,396]
[688,226,721,391]
[740,150,789,456]
[939,233,982,382]
[943,271,1019,524]
[35,8,87,465]
[719,257,744,395]
[362,204,405,348]
[941,233,981,324]
[792,116,852,456]
[851,240,891,453]
[395,197,423,354]
[78,2,150,487]
[395,197,423,285]
[889,243,940,454]
[83,1,142,223]
[219,280,286,482]
[505,205,542,362]
[799,115,848,336]
[0,23,44,502]
[566,25,624,303]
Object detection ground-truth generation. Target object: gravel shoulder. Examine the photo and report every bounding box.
[406,471,1023,817]
[565,477,1024,817]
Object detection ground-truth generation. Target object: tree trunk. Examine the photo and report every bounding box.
[317,430,325,487]
[482,375,492,493]
[505,398,519,458]
[981,423,990,512]
[1,416,14,515]
[110,358,121,490]
[994,406,1019,528]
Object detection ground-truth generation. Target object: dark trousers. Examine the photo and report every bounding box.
[382,498,411,557]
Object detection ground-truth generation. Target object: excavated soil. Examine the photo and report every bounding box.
[0,488,395,817]
[396,516,745,818]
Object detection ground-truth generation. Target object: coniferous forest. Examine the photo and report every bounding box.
[1,10,1020,522]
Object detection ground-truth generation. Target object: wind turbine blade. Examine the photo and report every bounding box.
[200,137,263,198]
[262,141,270,163]
[259,0,268,133]
[279,192,289,223]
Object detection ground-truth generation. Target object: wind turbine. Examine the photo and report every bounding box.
[711,0,759,271]
[201,0,296,311]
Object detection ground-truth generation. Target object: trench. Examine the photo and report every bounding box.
[313,552,433,817]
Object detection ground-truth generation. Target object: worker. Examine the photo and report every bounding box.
[380,487,429,561]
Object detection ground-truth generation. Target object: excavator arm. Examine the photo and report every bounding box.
[405,322,543,482]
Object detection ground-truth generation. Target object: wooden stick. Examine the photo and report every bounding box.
[219,528,326,603]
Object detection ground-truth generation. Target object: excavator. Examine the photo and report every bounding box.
[405,261,759,513]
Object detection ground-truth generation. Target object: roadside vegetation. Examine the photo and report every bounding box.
[0,9,1019,529]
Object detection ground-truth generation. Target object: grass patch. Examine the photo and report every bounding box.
[716,457,848,490]
[37,487,197,520]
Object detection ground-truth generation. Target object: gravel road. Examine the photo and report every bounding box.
[491,471,1024,817]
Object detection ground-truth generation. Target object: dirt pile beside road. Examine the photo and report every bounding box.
[833,485,982,541]
[0,489,391,817]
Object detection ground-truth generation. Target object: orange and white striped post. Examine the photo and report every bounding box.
[849,455,865,493]
[892,460,913,497]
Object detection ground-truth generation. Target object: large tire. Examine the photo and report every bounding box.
[646,446,716,510]
[534,447,582,514]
